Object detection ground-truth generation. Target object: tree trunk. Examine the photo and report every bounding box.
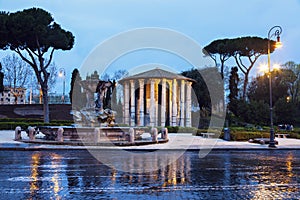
[242,72,249,100]
[42,85,50,123]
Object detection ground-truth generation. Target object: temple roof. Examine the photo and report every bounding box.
[119,68,195,82]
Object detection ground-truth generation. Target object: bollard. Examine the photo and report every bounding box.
[94,128,101,143]
[223,128,230,141]
[129,128,135,143]
[57,127,64,142]
[28,126,36,141]
[151,127,158,143]
[161,127,168,140]
[15,126,22,140]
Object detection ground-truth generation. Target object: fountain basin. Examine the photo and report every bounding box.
[37,126,149,141]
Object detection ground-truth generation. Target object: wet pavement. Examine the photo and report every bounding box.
[1,130,300,150]
[0,150,299,199]
[0,130,300,199]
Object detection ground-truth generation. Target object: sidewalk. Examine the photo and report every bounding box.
[1,130,300,150]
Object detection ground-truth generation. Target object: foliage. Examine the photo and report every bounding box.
[181,67,224,117]
[274,99,300,125]
[181,68,210,109]
[203,39,232,79]
[228,67,240,114]
[0,62,3,92]
[230,99,269,126]
[204,36,277,99]
[0,8,74,122]
[231,37,276,99]
[165,126,198,134]
[248,69,290,105]
[229,131,270,141]
[101,69,129,81]
[69,68,85,108]
[282,61,300,102]
[0,118,73,130]
[287,132,300,139]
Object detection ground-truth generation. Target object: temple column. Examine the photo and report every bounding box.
[155,80,160,126]
[172,79,177,126]
[180,80,185,127]
[138,79,144,126]
[124,82,130,125]
[161,79,166,126]
[130,80,135,126]
[168,80,172,126]
[150,79,155,127]
[186,81,192,127]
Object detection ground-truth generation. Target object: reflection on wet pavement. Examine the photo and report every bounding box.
[0,150,299,199]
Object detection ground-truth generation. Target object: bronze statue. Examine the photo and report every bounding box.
[95,80,112,112]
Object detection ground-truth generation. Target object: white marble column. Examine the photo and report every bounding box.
[124,82,130,125]
[155,80,160,126]
[172,79,177,126]
[168,80,172,126]
[130,80,135,126]
[180,80,185,127]
[138,79,144,126]
[161,79,166,126]
[186,81,192,127]
[150,79,155,127]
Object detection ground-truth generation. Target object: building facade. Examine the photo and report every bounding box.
[0,86,26,105]
[119,68,194,127]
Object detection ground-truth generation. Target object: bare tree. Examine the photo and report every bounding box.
[1,54,33,103]
[2,54,32,88]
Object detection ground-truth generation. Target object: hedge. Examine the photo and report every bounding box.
[0,121,73,130]
[229,131,270,141]
[165,126,198,133]
[0,118,73,124]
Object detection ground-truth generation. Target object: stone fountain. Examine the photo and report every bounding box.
[71,77,116,127]
[30,74,168,146]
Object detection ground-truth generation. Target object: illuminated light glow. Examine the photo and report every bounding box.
[259,64,269,73]
[275,41,283,48]
[273,64,281,71]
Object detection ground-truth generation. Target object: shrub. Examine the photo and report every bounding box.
[0,121,73,130]
[165,126,198,133]
[230,131,270,141]
[288,132,300,139]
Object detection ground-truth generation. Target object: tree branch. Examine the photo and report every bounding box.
[23,47,38,67]
[45,47,55,69]
[14,48,41,85]
[238,55,247,71]
[14,48,35,68]
[234,55,246,74]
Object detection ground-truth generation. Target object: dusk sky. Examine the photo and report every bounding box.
[0,0,300,91]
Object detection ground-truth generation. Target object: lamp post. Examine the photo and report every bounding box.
[267,25,282,148]
[58,68,66,104]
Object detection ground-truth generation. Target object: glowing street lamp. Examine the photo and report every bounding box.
[267,25,282,148]
[58,68,66,103]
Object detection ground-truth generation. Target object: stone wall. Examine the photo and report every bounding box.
[0,104,73,120]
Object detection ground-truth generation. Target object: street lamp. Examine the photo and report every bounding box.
[58,68,66,104]
[267,25,282,148]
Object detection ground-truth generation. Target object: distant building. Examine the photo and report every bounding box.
[30,92,71,104]
[0,86,26,104]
